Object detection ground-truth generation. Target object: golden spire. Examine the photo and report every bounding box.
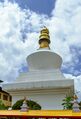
[39,26,50,48]
[73,94,78,100]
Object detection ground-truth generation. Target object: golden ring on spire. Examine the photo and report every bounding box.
[39,27,50,48]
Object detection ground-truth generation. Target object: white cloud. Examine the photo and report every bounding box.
[64,73,81,100]
[50,0,81,64]
[0,0,47,83]
[0,0,81,99]
[0,1,29,82]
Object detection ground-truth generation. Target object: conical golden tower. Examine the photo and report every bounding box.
[39,27,50,49]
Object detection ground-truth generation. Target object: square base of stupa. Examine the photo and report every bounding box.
[3,79,74,109]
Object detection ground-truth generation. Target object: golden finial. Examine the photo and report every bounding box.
[23,96,27,102]
[73,94,78,100]
[20,97,29,111]
[39,26,50,49]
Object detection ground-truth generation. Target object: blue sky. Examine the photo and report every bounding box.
[0,0,81,98]
[11,0,55,15]
[12,0,56,72]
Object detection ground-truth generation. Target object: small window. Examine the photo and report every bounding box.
[0,93,1,99]
[9,96,12,102]
[3,95,8,101]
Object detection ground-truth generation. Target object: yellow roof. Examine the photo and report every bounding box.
[0,110,81,117]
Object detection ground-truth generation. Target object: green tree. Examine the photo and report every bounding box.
[62,96,73,110]
[0,100,8,110]
[78,102,81,110]
[12,99,41,110]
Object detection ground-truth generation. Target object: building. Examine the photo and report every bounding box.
[3,27,74,109]
[0,80,12,107]
[0,87,12,107]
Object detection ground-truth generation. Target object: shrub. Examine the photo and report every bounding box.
[12,99,41,110]
[78,102,81,110]
[0,100,8,110]
[62,96,73,110]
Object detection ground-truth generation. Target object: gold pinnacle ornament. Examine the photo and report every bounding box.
[39,26,50,48]
[73,94,78,100]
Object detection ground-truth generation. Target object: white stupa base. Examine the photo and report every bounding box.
[2,49,74,109]
[3,79,74,109]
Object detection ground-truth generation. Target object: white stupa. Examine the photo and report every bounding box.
[3,27,74,109]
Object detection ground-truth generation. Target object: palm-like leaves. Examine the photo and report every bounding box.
[62,96,73,110]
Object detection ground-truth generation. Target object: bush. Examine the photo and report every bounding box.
[12,99,41,110]
[78,102,81,110]
[62,96,73,110]
[0,100,8,110]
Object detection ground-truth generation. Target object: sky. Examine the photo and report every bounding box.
[0,0,81,99]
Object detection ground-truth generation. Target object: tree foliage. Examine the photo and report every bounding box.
[62,96,73,110]
[12,99,41,110]
[78,102,81,110]
[0,100,8,110]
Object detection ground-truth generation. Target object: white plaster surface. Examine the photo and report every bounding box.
[15,70,65,82]
[12,92,67,109]
[27,50,62,71]
[3,79,74,109]
[3,49,74,109]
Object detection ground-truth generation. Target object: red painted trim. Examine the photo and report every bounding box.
[22,117,27,119]
[0,115,81,118]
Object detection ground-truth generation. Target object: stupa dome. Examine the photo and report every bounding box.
[27,50,62,71]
